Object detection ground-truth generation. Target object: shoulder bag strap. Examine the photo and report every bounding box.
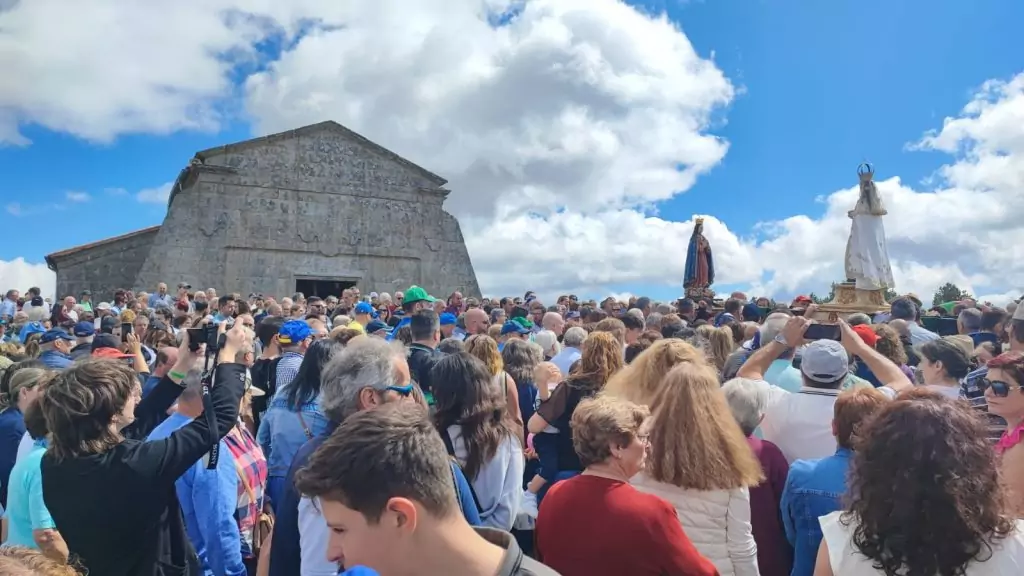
[296,411,313,440]
[441,427,484,514]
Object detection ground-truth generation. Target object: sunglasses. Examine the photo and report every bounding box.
[986,379,1024,398]
[386,384,414,396]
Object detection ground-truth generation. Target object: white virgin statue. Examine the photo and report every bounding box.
[844,163,894,291]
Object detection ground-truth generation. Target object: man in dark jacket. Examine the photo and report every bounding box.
[406,310,442,401]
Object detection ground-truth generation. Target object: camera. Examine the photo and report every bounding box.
[186,324,222,353]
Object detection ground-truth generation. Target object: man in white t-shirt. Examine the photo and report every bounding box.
[737,312,913,463]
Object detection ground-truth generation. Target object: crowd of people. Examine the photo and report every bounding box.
[0,281,1022,575]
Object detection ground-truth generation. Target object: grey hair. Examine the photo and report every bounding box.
[501,339,543,385]
[655,303,672,315]
[562,326,588,348]
[847,312,872,326]
[645,312,664,331]
[722,378,770,437]
[958,308,982,332]
[179,369,205,404]
[320,337,407,423]
[533,330,561,357]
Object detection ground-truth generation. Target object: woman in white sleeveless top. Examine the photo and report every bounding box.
[814,390,1024,575]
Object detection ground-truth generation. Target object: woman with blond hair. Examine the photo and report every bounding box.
[605,338,708,406]
[465,334,521,429]
[633,362,763,576]
[696,324,736,375]
[528,332,624,494]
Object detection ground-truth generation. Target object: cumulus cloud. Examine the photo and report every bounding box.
[136,182,174,204]
[65,191,90,202]
[2,0,1022,303]
[0,258,55,299]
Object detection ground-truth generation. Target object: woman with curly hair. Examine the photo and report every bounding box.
[816,390,1024,575]
[527,332,623,493]
[870,323,914,382]
[605,338,709,406]
[633,362,763,576]
[431,352,523,530]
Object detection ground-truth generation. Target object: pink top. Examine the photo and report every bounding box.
[995,420,1024,456]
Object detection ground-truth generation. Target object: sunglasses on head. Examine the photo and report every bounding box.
[986,379,1024,398]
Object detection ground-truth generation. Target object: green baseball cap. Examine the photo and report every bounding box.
[512,316,534,329]
[403,286,436,305]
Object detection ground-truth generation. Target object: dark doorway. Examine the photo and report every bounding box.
[295,278,357,298]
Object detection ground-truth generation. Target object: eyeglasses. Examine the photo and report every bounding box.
[986,379,1024,398]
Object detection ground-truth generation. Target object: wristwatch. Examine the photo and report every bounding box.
[773,333,789,347]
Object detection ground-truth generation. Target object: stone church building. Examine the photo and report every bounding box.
[46,122,481,301]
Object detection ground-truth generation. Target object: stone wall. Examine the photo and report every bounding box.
[51,228,159,302]
[134,123,481,298]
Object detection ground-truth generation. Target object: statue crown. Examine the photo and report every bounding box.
[695,217,705,225]
[857,162,874,182]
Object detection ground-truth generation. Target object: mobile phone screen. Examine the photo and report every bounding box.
[121,322,133,343]
[804,323,841,341]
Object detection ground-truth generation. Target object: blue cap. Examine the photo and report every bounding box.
[278,320,313,345]
[354,302,374,315]
[439,312,457,326]
[19,322,46,342]
[40,329,75,344]
[366,320,392,335]
[500,320,530,336]
[73,321,96,337]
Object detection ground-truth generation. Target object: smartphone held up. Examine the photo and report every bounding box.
[804,323,841,341]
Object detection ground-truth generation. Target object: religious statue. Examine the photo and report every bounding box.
[684,217,715,298]
[844,163,894,291]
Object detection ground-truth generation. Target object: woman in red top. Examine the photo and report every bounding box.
[535,395,719,576]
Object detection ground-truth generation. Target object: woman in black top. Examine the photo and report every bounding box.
[39,324,250,576]
[527,332,624,475]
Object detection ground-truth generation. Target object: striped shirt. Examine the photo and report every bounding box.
[960,367,1007,443]
[274,352,305,397]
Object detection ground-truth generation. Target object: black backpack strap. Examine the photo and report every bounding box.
[440,427,484,514]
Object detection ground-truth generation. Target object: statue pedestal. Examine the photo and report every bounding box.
[812,281,890,322]
[684,285,716,301]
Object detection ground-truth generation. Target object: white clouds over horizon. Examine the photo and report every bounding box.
[0,0,1021,304]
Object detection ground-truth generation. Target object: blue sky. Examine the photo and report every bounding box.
[1,0,1022,303]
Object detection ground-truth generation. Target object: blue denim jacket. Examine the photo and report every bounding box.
[257,396,330,478]
[780,448,852,576]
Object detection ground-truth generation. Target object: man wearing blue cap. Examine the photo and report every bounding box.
[273,320,314,394]
[38,329,75,369]
[349,302,375,334]
[498,320,530,352]
[70,321,96,360]
[439,312,457,339]
[365,319,392,339]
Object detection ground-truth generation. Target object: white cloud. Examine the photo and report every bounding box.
[5,203,22,216]
[65,191,90,202]
[0,258,55,300]
[3,1,1022,304]
[136,182,174,204]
